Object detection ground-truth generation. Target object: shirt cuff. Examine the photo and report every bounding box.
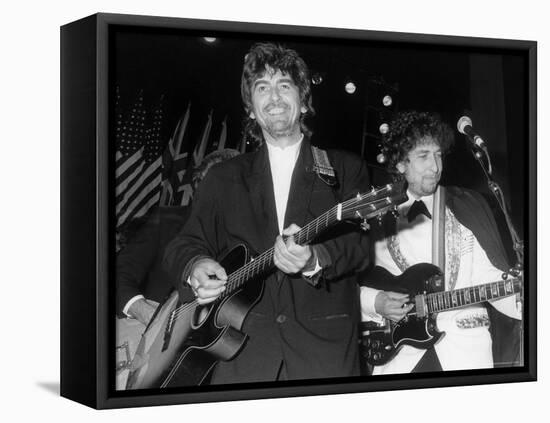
[302,259,321,277]
[360,286,384,323]
[123,294,145,318]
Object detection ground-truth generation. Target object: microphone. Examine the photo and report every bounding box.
[457,116,486,149]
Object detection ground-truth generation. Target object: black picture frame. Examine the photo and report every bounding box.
[60,12,537,409]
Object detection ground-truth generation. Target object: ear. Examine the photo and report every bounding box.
[249,111,255,119]
[396,161,406,174]
[300,106,307,114]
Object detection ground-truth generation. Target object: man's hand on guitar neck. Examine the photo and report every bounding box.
[374,291,414,322]
[274,224,315,274]
[189,258,228,305]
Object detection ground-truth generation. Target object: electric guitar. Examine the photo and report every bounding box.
[125,182,407,389]
[360,263,522,366]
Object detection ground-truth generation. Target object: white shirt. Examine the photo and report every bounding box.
[266,137,303,234]
[360,188,521,374]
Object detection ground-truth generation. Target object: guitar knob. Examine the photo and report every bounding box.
[373,353,381,361]
[372,340,379,348]
[384,345,392,351]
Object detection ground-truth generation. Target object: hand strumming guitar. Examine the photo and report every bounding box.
[374,291,414,322]
[189,258,228,305]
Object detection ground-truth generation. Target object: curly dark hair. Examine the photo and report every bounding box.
[240,43,315,149]
[381,111,455,173]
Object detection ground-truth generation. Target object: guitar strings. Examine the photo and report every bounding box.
[169,185,400,323]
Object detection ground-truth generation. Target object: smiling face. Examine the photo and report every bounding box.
[249,68,306,145]
[397,137,443,198]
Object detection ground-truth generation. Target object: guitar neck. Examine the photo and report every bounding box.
[220,204,341,297]
[425,277,522,314]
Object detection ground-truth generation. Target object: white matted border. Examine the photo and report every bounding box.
[3,0,546,422]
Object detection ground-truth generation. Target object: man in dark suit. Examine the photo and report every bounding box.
[164,43,371,384]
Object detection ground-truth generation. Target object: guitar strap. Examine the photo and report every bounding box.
[432,186,446,275]
[310,145,337,187]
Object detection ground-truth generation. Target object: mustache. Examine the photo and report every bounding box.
[264,102,289,112]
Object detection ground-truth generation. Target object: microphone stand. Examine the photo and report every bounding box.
[468,142,524,366]
[468,145,524,266]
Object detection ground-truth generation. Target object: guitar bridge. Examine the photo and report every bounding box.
[161,309,176,352]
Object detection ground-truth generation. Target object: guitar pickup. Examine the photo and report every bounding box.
[414,294,427,318]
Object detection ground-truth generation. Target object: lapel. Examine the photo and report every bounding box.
[244,144,279,252]
[284,138,317,228]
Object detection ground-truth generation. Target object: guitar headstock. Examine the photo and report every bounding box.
[340,180,408,223]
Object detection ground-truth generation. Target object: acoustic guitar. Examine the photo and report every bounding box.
[126,182,407,389]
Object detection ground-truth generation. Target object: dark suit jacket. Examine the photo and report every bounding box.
[116,207,189,317]
[164,139,371,383]
[445,186,522,367]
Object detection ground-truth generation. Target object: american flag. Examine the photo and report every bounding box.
[115,90,164,228]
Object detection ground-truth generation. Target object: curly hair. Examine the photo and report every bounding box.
[381,111,455,173]
[240,43,315,149]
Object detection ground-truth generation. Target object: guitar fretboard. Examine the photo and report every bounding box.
[425,277,521,313]
[217,205,340,301]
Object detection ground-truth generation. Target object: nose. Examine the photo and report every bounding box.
[428,154,441,173]
[270,86,280,101]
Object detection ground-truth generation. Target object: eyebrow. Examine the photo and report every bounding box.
[252,76,295,89]
[412,148,441,155]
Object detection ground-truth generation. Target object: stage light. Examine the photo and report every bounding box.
[382,95,393,106]
[377,153,387,164]
[379,123,389,134]
[344,81,356,94]
[203,37,217,43]
[312,73,323,85]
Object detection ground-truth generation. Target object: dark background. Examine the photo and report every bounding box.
[112,26,528,256]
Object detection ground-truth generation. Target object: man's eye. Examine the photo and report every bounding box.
[257,85,268,93]
[280,83,291,90]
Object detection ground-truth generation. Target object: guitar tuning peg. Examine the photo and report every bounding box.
[360,219,370,231]
[370,186,375,193]
[509,267,521,277]
[501,272,508,280]
[515,263,523,272]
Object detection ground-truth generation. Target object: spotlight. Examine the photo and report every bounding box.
[376,153,387,164]
[344,81,356,94]
[203,37,217,43]
[382,95,393,107]
[379,123,389,134]
[312,73,323,85]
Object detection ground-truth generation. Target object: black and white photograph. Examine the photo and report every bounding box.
[4,0,547,421]
[61,12,535,406]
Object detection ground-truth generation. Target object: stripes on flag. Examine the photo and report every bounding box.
[115,90,165,229]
